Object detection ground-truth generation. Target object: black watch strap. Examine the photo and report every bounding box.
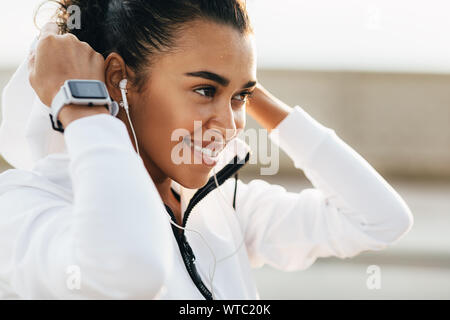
[49,105,109,133]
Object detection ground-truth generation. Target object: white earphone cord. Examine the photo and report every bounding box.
[120,78,245,300]
[166,167,246,300]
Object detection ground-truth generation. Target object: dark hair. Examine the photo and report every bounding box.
[41,0,253,91]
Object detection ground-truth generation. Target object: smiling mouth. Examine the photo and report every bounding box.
[182,136,225,159]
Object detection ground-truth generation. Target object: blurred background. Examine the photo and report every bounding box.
[0,0,449,299]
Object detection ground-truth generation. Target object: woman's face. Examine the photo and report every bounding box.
[127,19,257,189]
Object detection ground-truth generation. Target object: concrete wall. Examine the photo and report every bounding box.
[249,70,450,179]
[1,67,449,178]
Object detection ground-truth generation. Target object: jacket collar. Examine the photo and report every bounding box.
[170,137,252,217]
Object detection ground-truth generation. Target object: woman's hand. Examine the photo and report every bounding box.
[246,83,293,132]
[28,22,106,107]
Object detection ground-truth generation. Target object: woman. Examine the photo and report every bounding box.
[0,0,413,299]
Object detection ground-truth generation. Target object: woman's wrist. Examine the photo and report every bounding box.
[58,104,110,130]
[247,84,293,132]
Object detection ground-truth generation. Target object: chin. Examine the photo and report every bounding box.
[176,167,211,189]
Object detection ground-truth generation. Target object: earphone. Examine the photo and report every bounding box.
[119,78,245,299]
[119,79,140,156]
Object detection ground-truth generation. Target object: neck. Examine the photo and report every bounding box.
[137,147,174,206]
[116,109,174,206]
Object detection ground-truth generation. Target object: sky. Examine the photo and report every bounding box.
[1,0,450,73]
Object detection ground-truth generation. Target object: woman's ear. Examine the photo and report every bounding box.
[104,52,135,103]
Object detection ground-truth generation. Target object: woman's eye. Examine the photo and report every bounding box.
[194,87,254,103]
[233,91,253,102]
[194,87,216,98]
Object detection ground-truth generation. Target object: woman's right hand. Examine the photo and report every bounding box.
[28,22,106,108]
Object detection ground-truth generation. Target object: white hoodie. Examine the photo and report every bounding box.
[0,54,414,299]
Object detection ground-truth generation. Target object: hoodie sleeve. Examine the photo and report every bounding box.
[232,105,414,271]
[0,113,175,299]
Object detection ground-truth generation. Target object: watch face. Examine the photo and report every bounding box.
[68,81,108,99]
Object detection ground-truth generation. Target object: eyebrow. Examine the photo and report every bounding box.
[184,71,257,89]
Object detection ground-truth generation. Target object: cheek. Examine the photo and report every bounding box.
[234,108,246,130]
[134,92,183,156]
[138,87,192,132]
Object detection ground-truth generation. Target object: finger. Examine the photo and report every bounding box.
[38,22,59,39]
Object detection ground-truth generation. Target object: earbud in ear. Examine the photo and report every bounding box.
[119,78,129,111]
[118,78,140,156]
[119,78,128,91]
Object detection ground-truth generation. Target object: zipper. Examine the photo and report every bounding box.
[164,150,250,300]
[165,204,214,300]
[182,151,251,230]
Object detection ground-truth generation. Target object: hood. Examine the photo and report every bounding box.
[0,39,67,171]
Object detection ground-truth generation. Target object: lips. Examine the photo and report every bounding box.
[193,140,225,153]
[182,136,226,160]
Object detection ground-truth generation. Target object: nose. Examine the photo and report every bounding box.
[207,102,238,144]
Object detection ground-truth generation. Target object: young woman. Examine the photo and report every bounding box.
[0,0,413,299]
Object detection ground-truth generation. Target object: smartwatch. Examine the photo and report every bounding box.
[49,79,119,133]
